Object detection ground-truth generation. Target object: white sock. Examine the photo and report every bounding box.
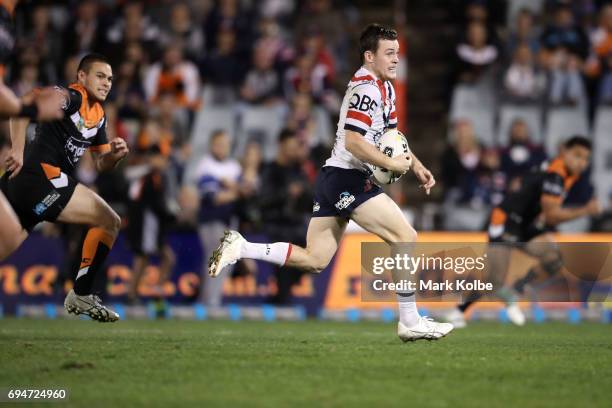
[240,241,291,266]
[397,292,420,327]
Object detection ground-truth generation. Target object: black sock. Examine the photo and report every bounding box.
[73,228,113,296]
[458,292,483,313]
[513,268,537,295]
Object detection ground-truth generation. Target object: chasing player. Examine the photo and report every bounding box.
[209,24,453,341]
[0,53,129,322]
[446,136,600,328]
[0,0,65,260]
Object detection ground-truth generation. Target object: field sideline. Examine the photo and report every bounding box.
[1,319,611,407]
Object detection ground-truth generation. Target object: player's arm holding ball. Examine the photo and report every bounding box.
[345,130,412,174]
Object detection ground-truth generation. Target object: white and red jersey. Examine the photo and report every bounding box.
[325,66,397,172]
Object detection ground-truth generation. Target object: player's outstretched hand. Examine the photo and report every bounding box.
[32,87,65,121]
[413,164,436,195]
[388,153,412,174]
[5,149,23,179]
[109,138,129,162]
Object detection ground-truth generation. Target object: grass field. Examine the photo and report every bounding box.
[0,319,611,408]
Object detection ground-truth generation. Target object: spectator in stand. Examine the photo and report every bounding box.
[18,4,62,75]
[284,53,333,106]
[240,42,283,105]
[598,52,612,103]
[203,0,254,55]
[103,0,160,66]
[506,8,541,57]
[62,0,101,59]
[200,28,245,91]
[257,129,312,305]
[193,130,242,307]
[255,17,294,68]
[503,43,546,102]
[455,21,499,84]
[590,4,612,104]
[546,47,586,105]
[60,55,80,88]
[126,138,176,305]
[285,92,316,152]
[11,63,39,97]
[299,29,336,82]
[294,0,347,74]
[591,4,612,60]
[442,119,483,204]
[144,45,201,115]
[109,60,147,120]
[499,118,547,187]
[541,3,590,60]
[158,2,205,62]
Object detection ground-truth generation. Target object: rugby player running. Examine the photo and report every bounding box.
[1,53,128,322]
[209,24,454,341]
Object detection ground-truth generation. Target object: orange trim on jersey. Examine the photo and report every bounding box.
[547,157,578,191]
[40,163,61,180]
[490,207,507,226]
[0,64,5,80]
[89,143,111,153]
[390,111,397,119]
[80,227,115,269]
[347,110,372,126]
[69,83,105,128]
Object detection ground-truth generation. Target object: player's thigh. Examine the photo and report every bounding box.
[56,184,120,231]
[350,193,416,243]
[0,192,27,258]
[524,232,561,264]
[524,232,558,257]
[305,216,348,265]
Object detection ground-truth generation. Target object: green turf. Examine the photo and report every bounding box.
[0,319,611,408]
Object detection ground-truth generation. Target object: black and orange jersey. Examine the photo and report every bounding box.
[0,1,15,79]
[24,83,110,176]
[495,157,578,227]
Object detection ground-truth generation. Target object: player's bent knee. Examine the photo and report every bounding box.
[391,226,417,243]
[99,209,121,237]
[308,258,330,274]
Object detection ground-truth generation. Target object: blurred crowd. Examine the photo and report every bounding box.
[1,0,610,305]
[0,0,362,305]
[442,0,612,231]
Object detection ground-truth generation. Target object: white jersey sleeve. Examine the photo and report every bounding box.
[343,83,382,136]
[325,67,398,172]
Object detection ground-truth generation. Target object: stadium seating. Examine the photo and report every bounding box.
[543,106,589,157]
[449,83,496,146]
[592,106,612,207]
[497,104,543,145]
[233,105,287,161]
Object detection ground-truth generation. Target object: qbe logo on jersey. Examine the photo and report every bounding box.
[335,192,355,210]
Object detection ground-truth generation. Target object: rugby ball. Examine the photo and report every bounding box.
[370,129,411,184]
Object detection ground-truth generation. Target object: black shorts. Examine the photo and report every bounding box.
[0,162,78,231]
[487,208,550,244]
[312,166,383,219]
